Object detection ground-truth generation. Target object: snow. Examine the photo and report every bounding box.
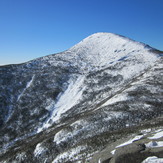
[0,130,37,155]
[110,128,163,155]
[53,129,71,145]
[70,33,141,68]
[120,52,157,79]
[145,141,163,148]
[141,129,152,135]
[15,152,26,161]
[53,119,89,145]
[34,143,45,157]
[45,100,55,111]
[17,75,35,101]
[98,158,101,163]
[37,32,160,133]
[70,119,88,128]
[110,135,144,155]
[116,135,143,148]
[52,146,86,163]
[111,149,116,155]
[68,32,158,74]
[142,156,163,163]
[148,130,163,139]
[104,111,125,121]
[37,75,85,133]
[26,75,35,88]
[1,32,162,162]
[52,75,85,120]
[102,93,128,106]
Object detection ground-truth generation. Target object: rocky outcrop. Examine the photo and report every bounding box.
[91,126,163,163]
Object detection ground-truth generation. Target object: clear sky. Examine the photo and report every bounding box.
[0,0,163,65]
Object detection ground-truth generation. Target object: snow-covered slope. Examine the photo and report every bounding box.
[36,32,159,72]
[0,32,162,163]
[69,33,154,68]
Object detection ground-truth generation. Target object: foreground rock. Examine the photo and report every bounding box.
[91,126,163,163]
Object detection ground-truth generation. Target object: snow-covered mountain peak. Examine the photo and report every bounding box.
[0,32,162,163]
[70,32,149,52]
[65,32,156,71]
[34,32,157,73]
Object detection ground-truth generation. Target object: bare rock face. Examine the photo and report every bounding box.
[0,33,163,163]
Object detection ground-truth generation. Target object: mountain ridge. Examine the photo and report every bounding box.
[1,32,160,67]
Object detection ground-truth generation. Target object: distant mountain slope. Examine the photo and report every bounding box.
[0,33,162,163]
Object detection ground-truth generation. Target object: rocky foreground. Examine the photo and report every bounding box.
[91,118,163,163]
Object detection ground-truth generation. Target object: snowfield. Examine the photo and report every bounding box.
[37,75,85,132]
[148,130,163,139]
[142,156,163,163]
[145,141,163,148]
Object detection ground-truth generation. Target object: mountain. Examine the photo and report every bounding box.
[0,32,163,163]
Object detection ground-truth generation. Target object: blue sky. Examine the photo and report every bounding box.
[0,0,163,65]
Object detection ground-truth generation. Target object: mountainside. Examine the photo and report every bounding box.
[0,32,163,163]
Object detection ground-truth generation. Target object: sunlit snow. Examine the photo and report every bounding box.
[37,75,85,132]
[148,130,163,139]
[116,135,143,148]
[145,141,163,148]
[17,75,35,101]
[142,156,163,163]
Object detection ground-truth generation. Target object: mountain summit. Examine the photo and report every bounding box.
[0,33,163,163]
[31,32,157,72]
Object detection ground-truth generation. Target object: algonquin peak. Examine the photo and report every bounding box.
[0,33,163,163]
